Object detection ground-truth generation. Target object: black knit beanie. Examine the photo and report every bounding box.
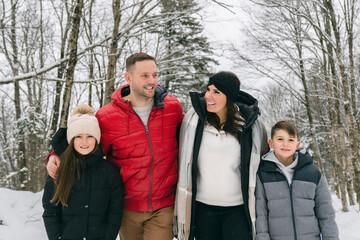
[207,71,240,102]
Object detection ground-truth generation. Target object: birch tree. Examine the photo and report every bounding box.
[59,0,84,128]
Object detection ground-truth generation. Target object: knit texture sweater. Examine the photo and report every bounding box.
[196,123,243,206]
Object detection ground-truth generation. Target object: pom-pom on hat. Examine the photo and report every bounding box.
[67,104,101,144]
[207,71,240,103]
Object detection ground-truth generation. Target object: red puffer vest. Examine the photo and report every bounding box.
[96,85,183,212]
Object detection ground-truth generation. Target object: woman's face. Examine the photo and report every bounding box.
[205,84,227,117]
[73,133,96,155]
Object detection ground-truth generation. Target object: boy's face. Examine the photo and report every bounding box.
[269,129,300,163]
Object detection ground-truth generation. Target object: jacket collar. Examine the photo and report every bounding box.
[260,148,313,171]
[189,92,207,122]
[80,151,103,169]
[111,84,168,109]
[189,90,260,127]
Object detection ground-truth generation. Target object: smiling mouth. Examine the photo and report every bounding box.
[80,146,89,149]
[207,102,215,105]
[144,86,154,90]
[281,148,290,151]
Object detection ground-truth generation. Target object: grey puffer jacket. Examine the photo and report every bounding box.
[255,148,339,240]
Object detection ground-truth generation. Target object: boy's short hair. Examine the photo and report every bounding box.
[126,52,157,72]
[271,121,299,139]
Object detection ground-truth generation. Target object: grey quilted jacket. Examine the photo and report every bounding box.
[255,149,339,240]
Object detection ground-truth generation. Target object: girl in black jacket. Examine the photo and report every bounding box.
[42,105,124,240]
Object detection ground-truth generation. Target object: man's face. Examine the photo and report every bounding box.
[126,60,158,101]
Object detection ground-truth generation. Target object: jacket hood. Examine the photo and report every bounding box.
[111,84,168,109]
[261,149,281,163]
[260,148,312,171]
[189,90,260,127]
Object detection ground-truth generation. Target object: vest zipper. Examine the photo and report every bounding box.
[289,183,297,240]
[145,126,154,211]
[276,168,297,240]
[131,105,155,212]
[84,169,92,240]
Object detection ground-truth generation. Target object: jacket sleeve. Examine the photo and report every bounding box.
[46,128,68,163]
[42,176,62,240]
[315,175,339,240]
[96,111,112,159]
[255,174,271,240]
[175,100,184,142]
[105,167,125,240]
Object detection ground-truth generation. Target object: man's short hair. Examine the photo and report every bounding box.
[271,121,299,139]
[126,53,157,72]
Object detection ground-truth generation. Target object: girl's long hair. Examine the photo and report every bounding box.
[50,138,99,207]
[207,98,246,137]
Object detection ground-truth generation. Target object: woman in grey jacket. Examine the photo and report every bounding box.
[255,121,339,240]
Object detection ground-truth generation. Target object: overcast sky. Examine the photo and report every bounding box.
[200,0,271,93]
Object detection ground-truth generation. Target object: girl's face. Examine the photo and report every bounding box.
[73,134,96,155]
[205,84,227,117]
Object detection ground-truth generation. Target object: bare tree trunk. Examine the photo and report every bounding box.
[294,12,322,172]
[37,0,45,113]
[8,0,27,190]
[104,0,121,105]
[346,178,355,206]
[31,0,47,191]
[344,2,360,200]
[50,1,74,134]
[319,4,349,211]
[326,134,340,198]
[85,0,95,107]
[59,0,84,128]
[343,0,357,119]
[321,2,349,212]
[325,0,360,207]
[338,129,350,212]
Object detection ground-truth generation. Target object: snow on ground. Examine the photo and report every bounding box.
[331,194,360,239]
[0,187,359,240]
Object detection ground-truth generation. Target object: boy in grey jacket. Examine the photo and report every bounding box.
[255,121,339,240]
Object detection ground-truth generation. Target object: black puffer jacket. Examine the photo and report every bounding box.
[42,128,125,240]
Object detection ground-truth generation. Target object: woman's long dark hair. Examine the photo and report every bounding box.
[207,99,246,137]
[51,138,100,207]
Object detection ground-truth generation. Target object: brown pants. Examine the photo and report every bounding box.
[119,206,174,240]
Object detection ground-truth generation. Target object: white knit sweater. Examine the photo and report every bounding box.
[196,124,243,206]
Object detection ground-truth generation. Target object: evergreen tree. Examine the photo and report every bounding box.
[156,0,218,106]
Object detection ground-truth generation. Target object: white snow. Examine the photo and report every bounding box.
[0,187,358,239]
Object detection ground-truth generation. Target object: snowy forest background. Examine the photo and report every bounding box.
[0,0,359,216]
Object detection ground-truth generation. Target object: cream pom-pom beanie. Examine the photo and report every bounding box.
[66,104,101,143]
